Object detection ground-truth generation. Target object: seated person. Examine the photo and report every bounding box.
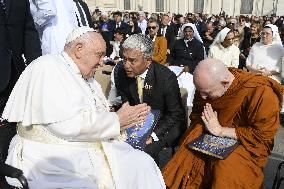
[170,23,205,73]
[146,19,167,65]
[163,58,283,189]
[2,27,166,189]
[114,34,186,168]
[104,28,126,66]
[208,28,240,68]
[246,24,284,83]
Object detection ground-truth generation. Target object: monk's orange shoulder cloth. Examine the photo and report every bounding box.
[162,68,283,189]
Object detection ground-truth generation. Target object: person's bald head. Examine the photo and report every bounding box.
[65,31,106,79]
[193,58,234,100]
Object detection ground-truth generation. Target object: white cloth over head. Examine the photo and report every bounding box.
[179,23,203,43]
[210,27,230,47]
[263,24,282,44]
[178,23,207,58]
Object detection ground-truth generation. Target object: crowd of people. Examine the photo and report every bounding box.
[0,0,284,189]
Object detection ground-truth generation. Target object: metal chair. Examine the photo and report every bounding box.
[0,163,29,189]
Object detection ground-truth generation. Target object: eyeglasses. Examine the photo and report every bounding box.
[260,32,272,36]
[147,26,157,30]
[95,51,106,58]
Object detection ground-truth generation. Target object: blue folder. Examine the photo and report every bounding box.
[125,109,160,150]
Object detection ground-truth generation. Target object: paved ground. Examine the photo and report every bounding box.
[263,126,284,189]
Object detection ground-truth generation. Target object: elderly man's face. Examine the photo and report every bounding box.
[194,79,226,100]
[123,49,150,78]
[78,34,106,79]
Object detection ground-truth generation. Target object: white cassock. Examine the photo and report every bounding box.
[2,52,166,189]
[29,0,87,55]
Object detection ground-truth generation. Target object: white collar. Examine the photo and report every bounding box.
[184,38,193,45]
[139,69,148,80]
[61,51,81,75]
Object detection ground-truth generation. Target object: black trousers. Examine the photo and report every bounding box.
[0,63,19,189]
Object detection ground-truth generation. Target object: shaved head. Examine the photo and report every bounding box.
[193,58,234,99]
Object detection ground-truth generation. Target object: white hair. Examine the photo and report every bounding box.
[122,34,153,58]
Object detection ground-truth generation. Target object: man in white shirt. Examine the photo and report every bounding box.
[137,11,148,35]
[3,27,166,189]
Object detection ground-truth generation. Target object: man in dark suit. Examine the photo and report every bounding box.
[0,0,41,187]
[108,11,129,41]
[114,34,186,168]
[159,14,176,63]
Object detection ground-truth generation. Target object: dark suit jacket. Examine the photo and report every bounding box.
[115,62,186,151]
[170,38,204,73]
[159,24,176,51]
[0,0,41,92]
[108,20,129,41]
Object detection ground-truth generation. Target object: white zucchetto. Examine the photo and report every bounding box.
[65,26,95,44]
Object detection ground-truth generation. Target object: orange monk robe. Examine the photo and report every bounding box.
[162,68,283,189]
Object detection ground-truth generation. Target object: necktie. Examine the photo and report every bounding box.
[136,76,143,103]
[73,0,87,26]
[116,23,120,28]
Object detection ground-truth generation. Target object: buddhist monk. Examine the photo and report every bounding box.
[162,58,283,189]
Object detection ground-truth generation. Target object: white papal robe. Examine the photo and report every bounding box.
[2,52,166,189]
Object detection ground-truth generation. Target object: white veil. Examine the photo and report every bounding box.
[178,23,206,58]
[210,27,230,47]
[263,24,282,45]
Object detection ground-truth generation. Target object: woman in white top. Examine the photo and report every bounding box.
[246,24,284,83]
[208,28,240,68]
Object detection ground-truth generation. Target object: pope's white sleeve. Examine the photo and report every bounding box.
[46,110,120,141]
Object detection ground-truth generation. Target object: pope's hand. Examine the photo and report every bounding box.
[117,102,151,130]
[201,103,222,136]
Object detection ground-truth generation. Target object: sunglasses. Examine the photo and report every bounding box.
[147,26,157,30]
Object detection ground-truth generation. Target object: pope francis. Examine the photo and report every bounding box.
[2,27,166,189]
